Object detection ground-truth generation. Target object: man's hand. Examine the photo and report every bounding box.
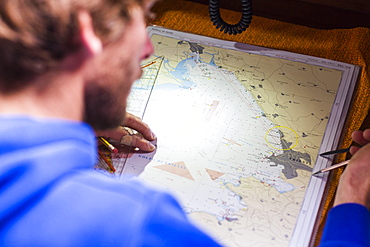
[95,112,156,152]
[334,129,370,210]
[349,129,370,155]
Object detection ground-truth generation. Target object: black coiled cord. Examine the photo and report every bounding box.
[209,0,252,35]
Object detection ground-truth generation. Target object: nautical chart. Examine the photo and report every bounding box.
[106,27,359,247]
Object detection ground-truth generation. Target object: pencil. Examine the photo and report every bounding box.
[98,150,116,173]
[141,61,156,69]
[98,136,118,153]
[312,159,350,176]
[319,148,350,156]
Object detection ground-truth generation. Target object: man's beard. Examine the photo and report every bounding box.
[82,55,141,130]
[83,82,127,130]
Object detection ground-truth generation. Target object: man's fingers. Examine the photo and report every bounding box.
[95,127,126,141]
[123,113,156,141]
[96,113,157,152]
[121,134,156,152]
[350,129,370,155]
[349,146,361,155]
[352,130,369,146]
[96,127,156,152]
[363,129,370,142]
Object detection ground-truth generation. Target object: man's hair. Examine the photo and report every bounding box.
[0,0,147,92]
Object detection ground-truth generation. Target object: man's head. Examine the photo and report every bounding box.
[0,0,155,129]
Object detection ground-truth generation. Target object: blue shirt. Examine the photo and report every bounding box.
[320,203,370,247]
[0,116,221,246]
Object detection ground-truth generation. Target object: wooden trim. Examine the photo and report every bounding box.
[186,0,370,29]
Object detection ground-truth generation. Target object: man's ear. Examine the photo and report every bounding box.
[77,10,102,56]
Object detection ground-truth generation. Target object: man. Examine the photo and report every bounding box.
[0,0,220,245]
[0,0,368,246]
